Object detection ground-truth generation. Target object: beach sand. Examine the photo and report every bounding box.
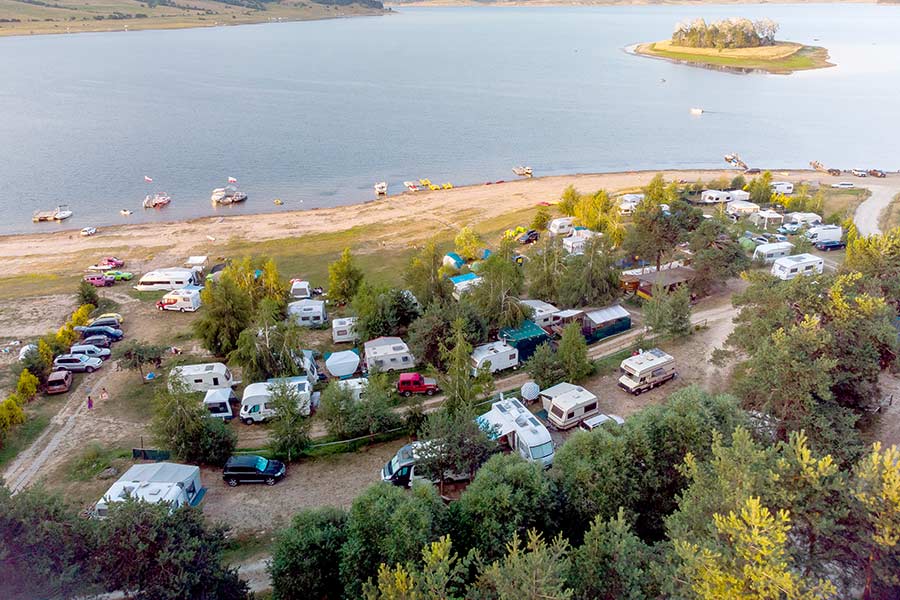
[0,169,811,279]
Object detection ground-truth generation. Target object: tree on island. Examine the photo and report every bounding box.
[672,17,779,50]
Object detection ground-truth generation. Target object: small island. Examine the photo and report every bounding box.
[634,18,833,75]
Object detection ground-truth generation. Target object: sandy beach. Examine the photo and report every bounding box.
[0,169,820,279]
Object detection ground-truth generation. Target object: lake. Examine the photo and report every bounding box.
[1,4,898,234]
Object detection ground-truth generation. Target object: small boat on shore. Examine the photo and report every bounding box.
[143,192,171,209]
[32,205,72,222]
[211,185,248,206]
[403,181,419,192]
[374,181,388,196]
[442,182,453,190]
[273,198,283,206]
[513,166,533,177]
[419,178,432,187]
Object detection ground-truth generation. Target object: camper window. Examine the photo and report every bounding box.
[530,441,554,460]
[402,356,410,363]
[551,405,565,419]
[212,377,219,386]
[193,378,202,384]
[566,410,575,420]
[508,353,516,360]
[584,401,597,412]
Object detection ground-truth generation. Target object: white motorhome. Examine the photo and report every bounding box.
[520,299,561,328]
[134,268,201,292]
[805,225,842,244]
[471,341,519,375]
[771,181,794,195]
[700,190,733,204]
[771,254,824,281]
[542,384,600,430]
[726,200,761,217]
[618,348,677,395]
[547,217,575,237]
[289,279,311,300]
[203,388,235,420]
[169,362,238,393]
[157,289,201,312]
[95,463,202,518]
[288,299,327,327]
[477,397,555,467]
[332,317,358,344]
[787,212,823,226]
[239,376,312,424]
[753,242,794,264]
[363,337,415,372]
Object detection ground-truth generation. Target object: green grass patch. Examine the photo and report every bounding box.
[638,43,832,74]
[223,530,277,566]
[0,413,50,469]
[66,442,131,482]
[0,273,79,300]
[879,192,900,233]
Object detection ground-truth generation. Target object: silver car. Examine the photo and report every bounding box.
[69,344,112,361]
[53,354,103,373]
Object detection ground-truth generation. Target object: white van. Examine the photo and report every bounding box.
[618,349,677,395]
[752,242,794,264]
[169,363,238,393]
[239,376,312,424]
[771,254,824,281]
[157,289,201,312]
[470,341,519,375]
[544,385,600,430]
[134,268,201,292]
[805,225,842,244]
[771,181,794,195]
[547,217,575,237]
[203,388,235,420]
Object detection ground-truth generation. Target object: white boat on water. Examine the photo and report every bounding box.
[374,181,388,195]
[120,209,133,216]
[690,107,704,115]
[143,192,171,209]
[33,205,72,222]
[513,166,533,177]
[211,185,248,205]
[403,181,419,192]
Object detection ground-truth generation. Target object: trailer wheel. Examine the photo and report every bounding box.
[226,478,238,487]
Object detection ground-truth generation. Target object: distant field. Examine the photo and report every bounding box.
[0,0,384,37]
[635,39,833,74]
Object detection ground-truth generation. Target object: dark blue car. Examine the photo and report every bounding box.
[74,325,124,341]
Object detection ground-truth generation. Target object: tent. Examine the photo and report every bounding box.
[325,350,360,379]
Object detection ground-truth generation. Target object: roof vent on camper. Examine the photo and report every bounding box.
[528,417,540,427]
[204,364,215,372]
[515,415,528,427]
[497,403,509,414]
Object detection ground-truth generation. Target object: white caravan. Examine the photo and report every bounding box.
[332,317,359,344]
[157,289,201,312]
[771,254,824,281]
[363,337,415,372]
[239,376,312,424]
[338,377,369,402]
[290,279,311,300]
[95,463,202,518]
[169,362,238,393]
[134,268,202,292]
[700,190,733,204]
[471,341,519,375]
[725,200,760,217]
[771,181,794,195]
[787,212,823,226]
[288,299,327,327]
[541,383,600,430]
[618,348,677,395]
[547,217,575,237]
[520,299,561,328]
[477,396,555,467]
[753,242,794,264]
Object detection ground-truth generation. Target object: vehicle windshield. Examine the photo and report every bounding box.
[386,455,400,477]
[530,441,554,460]
[255,456,268,472]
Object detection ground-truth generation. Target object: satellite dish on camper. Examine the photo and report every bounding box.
[521,381,540,402]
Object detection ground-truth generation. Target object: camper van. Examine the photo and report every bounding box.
[547,217,575,237]
[134,268,201,292]
[239,376,312,424]
[169,363,238,393]
[478,397,555,467]
[805,225,842,244]
[540,383,600,430]
[364,337,415,372]
[156,289,201,312]
[95,463,202,518]
[381,441,469,488]
[288,299,327,327]
[771,181,794,195]
[289,279,311,300]
[770,254,824,281]
[520,299,560,328]
[203,388,235,420]
[753,242,795,264]
[332,317,358,344]
[618,349,677,395]
[470,341,519,375]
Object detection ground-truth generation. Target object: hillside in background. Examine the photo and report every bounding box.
[0,0,385,36]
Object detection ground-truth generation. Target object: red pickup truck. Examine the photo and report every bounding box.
[396,373,439,397]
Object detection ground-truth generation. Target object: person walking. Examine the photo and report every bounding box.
[87,395,94,410]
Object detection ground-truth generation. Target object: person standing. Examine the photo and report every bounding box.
[87,395,93,410]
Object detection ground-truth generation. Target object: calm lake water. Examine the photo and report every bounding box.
[1,4,899,234]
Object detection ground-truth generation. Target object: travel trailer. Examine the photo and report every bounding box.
[730,189,751,202]
[786,212,822,226]
[338,377,369,402]
[95,463,202,518]
[700,190,733,204]
[771,181,794,195]
[540,383,600,430]
[449,273,482,299]
[477,396,555,467]
[725,200,760,217]
[332,317,358,344]
[156,289,201,312]
[470,341,519,375]
[618,349,677,395]
[203,388,235,420]
[547,217,575,237]
[805,225,842,244]
[363,337,415,372]
[169,363,238,393]
[239,376,312,424]
[288,299,327,327]
[753,242,794,264]
[520,299,560,328]
[771,254,824,281]
[134,268,201,292]
[562,228,598,255]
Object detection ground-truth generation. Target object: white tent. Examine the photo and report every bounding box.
[326,350,360,378]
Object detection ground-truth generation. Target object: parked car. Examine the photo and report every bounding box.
[45,370,73,395]
[777,222,802,234]
[517,229,540,245]
[744,168,761,175]
[850,169,868,178]
[82,335,111,349]
[396,372,440,397]
[53,354,103,373]
[751,236,769,246]
[868,169,886,178]
[97,256,125,268]
[96,312,124,323]
[74,325,124,341]
[80,227,97,237]
[103,270,133,281]
[222,455,286,486]
[579,413,625,431]
[69,344,111,361]
[84,273,115,287]
[88,316,121,329]
[831,182,855,189]
[815,240,847,252]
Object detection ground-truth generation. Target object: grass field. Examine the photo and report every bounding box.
[821,186,870,220]
[635,39,833,74]
[879,192,900,232]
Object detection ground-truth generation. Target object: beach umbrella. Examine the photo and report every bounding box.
[325,350,360,379]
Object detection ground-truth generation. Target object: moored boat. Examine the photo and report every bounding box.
[33,205,73,222]
[143,192,172,209]
[403,181,419,192]
[211,185,248,205]
[374,181,388,195]
[512,166,533,177]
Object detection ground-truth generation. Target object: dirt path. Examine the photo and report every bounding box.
[854,177,900,236]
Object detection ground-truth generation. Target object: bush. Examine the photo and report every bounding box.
[269,508,348,600]
[77,280,99,307]
[197,419,238,467]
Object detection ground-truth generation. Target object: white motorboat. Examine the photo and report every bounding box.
[211,185,248,205]
[512,166,533,177]
[143,192,172,209]
[690,107,704,115]
[374,181,388,195]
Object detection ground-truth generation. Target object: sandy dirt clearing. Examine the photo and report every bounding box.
[853,178,900,236]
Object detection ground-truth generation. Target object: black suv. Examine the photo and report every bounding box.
[223,455,286,487]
